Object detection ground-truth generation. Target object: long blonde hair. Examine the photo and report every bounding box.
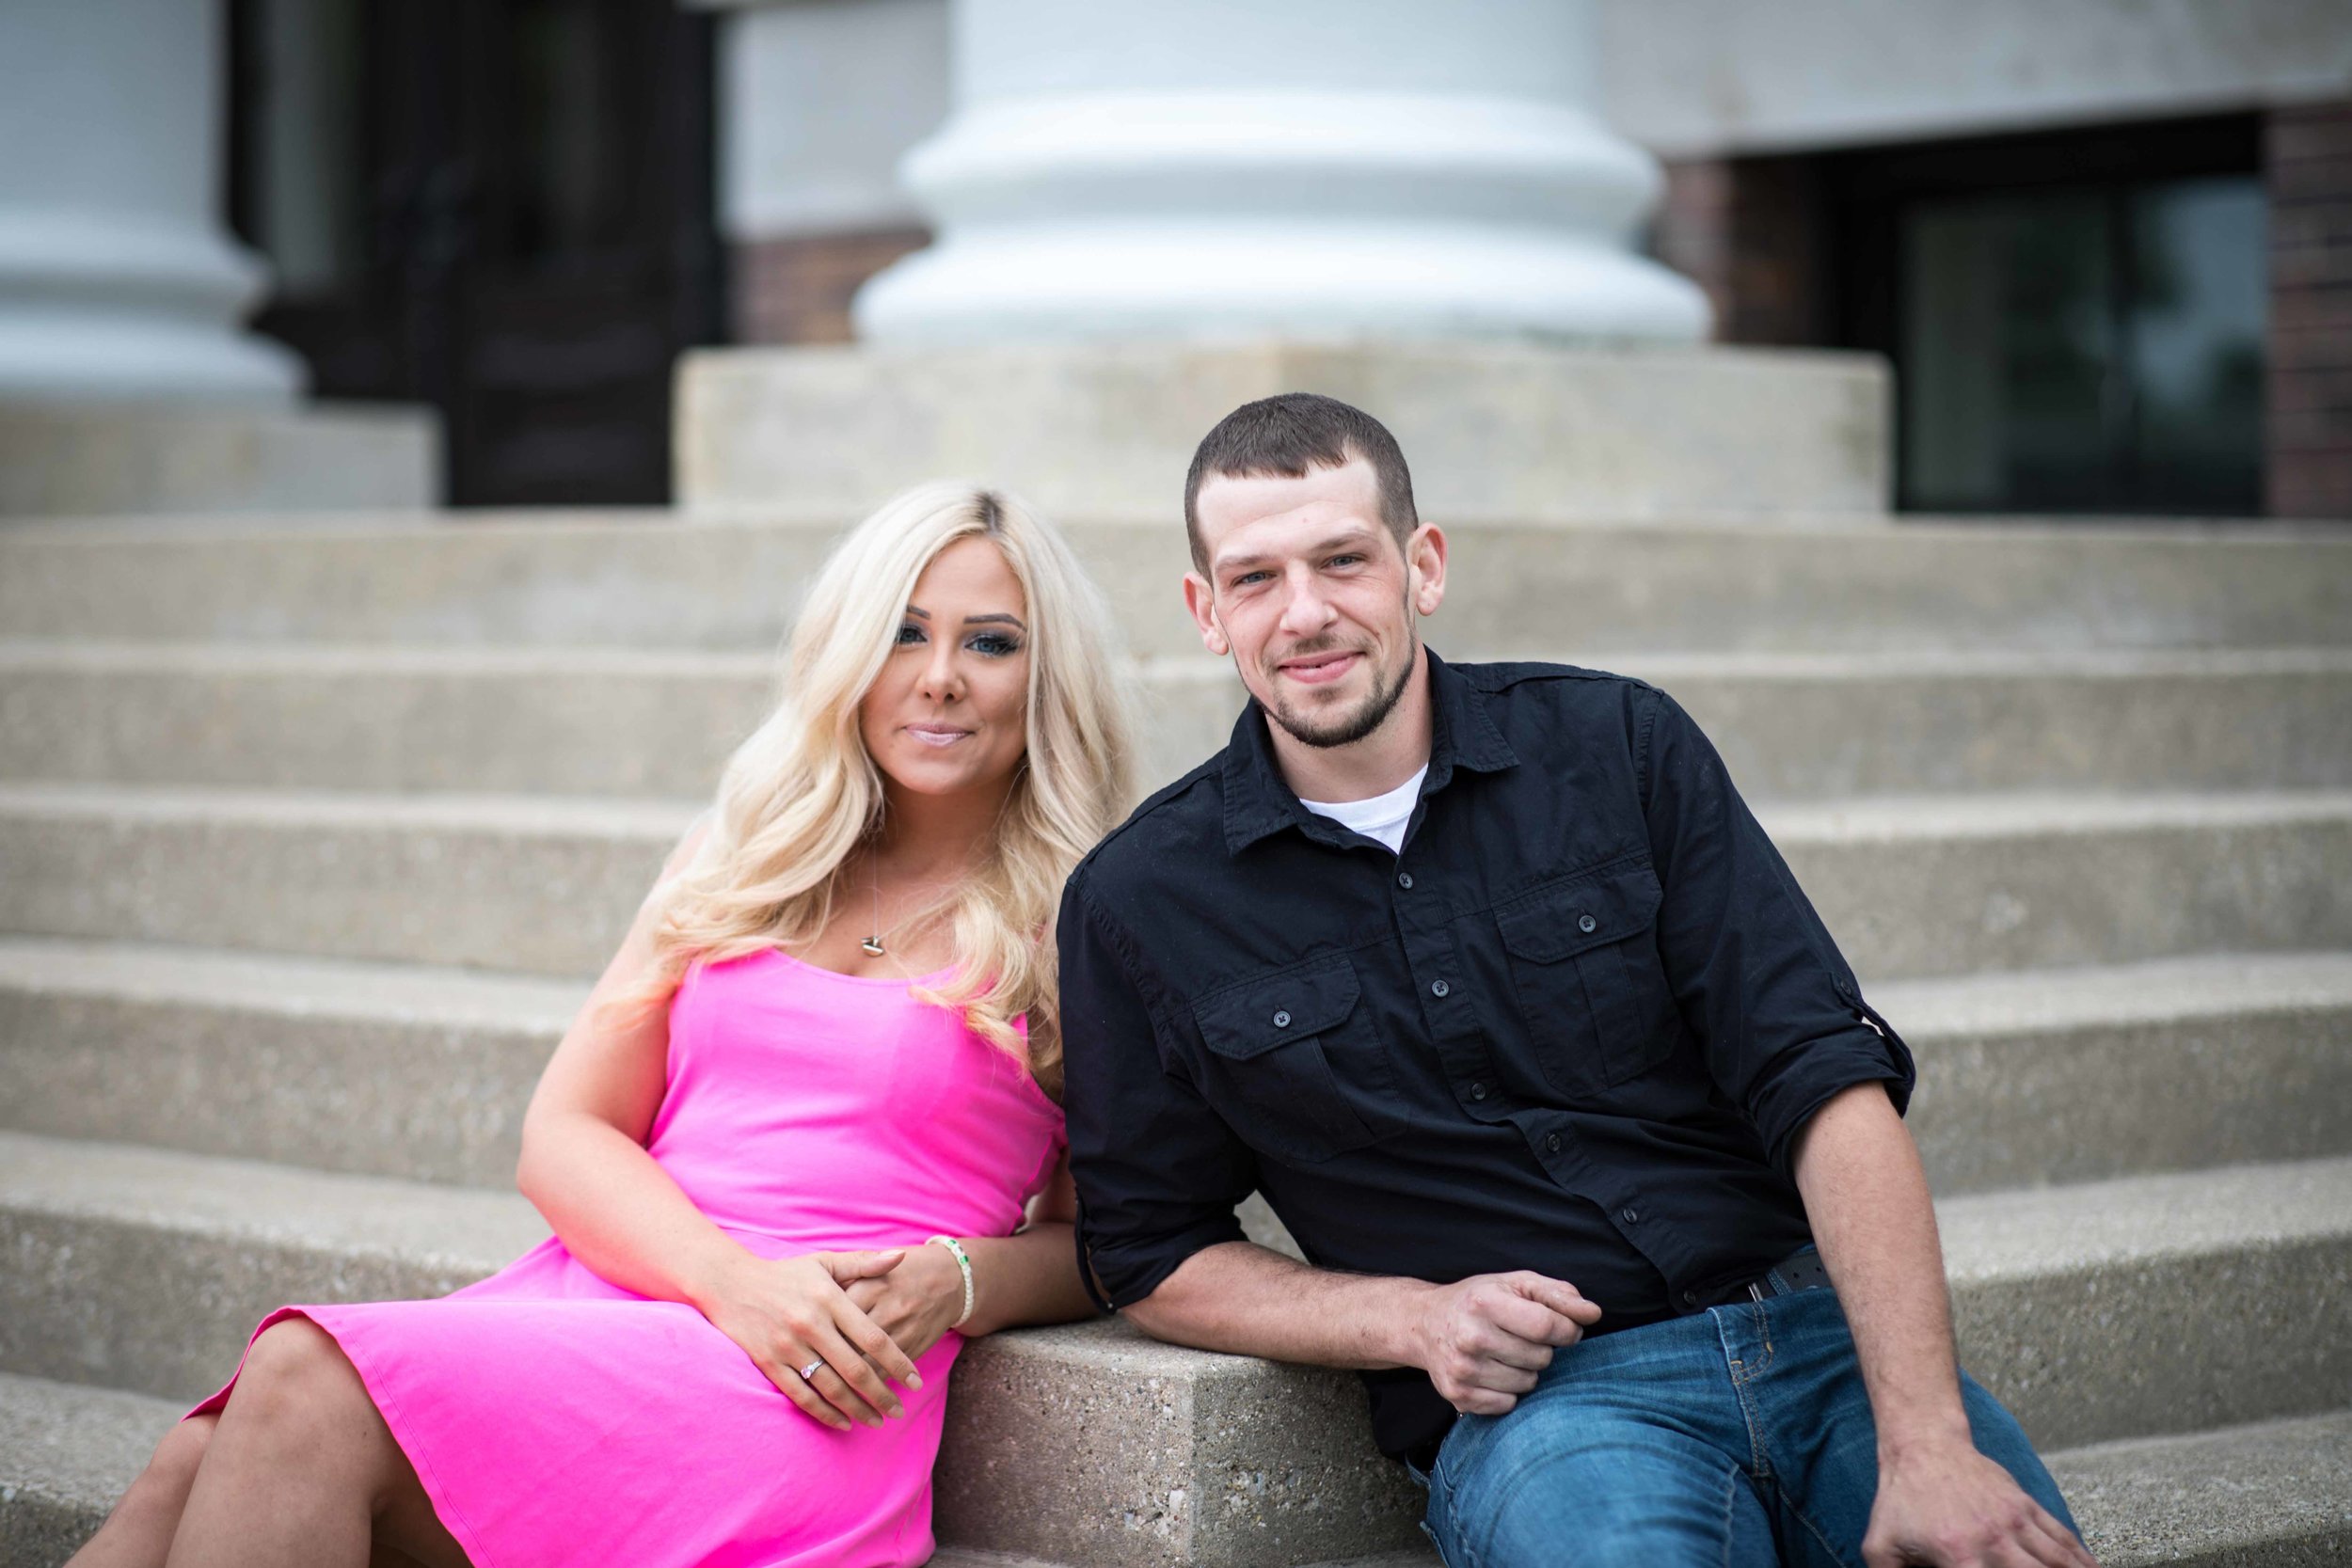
[636,482,1134,1086]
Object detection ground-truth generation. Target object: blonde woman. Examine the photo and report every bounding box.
[73,484,1135,1568]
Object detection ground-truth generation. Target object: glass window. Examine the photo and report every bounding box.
[2128,178,2267,512]
[1897,173,2265,514]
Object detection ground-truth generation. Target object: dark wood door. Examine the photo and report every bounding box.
[230,0,723,506]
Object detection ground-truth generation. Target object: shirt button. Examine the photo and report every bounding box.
[1682,1289,1700,1307]
[1578,913,1598,934]
[1621,1207,1641,1224]
[1470,1082,1488,1101]
[1544,1132,1561,1153]
[1272,1010,1291,1028]
[1431,979,1451,998]
[1396,871,1413,890]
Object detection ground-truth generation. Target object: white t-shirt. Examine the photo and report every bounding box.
[1298,765,1428,854]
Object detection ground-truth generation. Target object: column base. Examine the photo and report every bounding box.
[0,212,306,404]
[855,221,1711,346]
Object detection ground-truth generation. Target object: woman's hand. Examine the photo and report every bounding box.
[692,1249,926,1431]
[844,1240,969,1362]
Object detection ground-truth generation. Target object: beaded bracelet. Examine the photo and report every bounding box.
[927,1234,976,1327]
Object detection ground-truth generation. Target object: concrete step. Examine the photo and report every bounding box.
[0,1371,178,1568]
[4,939,2344,1199]
[6,781,2342,981]
[673,340,1893,524]
[0,640,784,799]
[4,1359,2343,1568]
[8,641,2351,800]
[1880,952,2352,1195]
[0,640,1224,803]
[0,401,435,520]
[1939,1156,2352,1449]
[2045,1409,2352,1568]
[0,938,581,1187]
[5,511,2349,658]
[4,1131,2344,1449]
[0,783,691,978]
[1763,790,2352,981]
[1230,1159,2352,1459]
[0,1133,548,1402]
[946,1413,2352,1568]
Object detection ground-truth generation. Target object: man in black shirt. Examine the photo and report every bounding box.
[1057,394,2094,1567]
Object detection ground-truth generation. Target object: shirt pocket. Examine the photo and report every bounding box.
[1492,863,1678,1102]
[1191,955,1386,1164]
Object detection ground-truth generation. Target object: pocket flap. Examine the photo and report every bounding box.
[1193,958,1362,1061]
[1495,866,1663,964]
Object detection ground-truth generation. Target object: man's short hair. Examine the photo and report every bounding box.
[1183,392,1420,574]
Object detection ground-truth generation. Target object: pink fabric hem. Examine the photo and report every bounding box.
[185,1307,501,1568]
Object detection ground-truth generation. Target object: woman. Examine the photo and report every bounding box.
[72,483,1135,1568]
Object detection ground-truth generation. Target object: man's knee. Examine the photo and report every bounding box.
[1442,1425,1766,1568]
[1462,1491,1767,1568]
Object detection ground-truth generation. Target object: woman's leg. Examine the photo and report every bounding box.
[160,1318,469,1568]
[65,1414,218,1567]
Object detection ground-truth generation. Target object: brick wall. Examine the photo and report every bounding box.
[1653,156,1823,346]
[732,228,931,345]
[2268,103,2352,518]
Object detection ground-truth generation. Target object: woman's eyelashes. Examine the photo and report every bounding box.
[894,622,1024,657]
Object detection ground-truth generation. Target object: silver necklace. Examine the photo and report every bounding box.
[862,857,887,956]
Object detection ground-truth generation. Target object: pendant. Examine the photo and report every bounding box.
[861,936,886,957]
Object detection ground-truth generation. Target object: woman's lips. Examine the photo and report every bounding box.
[1278,650,1362,687]
[906,724,974,747]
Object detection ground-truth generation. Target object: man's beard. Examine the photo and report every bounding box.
[1263,636,1416,751]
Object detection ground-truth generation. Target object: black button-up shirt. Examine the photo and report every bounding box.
[1057,650,1914,1461]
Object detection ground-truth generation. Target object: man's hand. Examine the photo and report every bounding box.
[1409,1271,1602,1415]
[1865,1443,2098,1568]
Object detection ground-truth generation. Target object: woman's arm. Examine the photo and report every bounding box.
[962,1153,1099,1334]
[515,824,922,1431]
[847,1150,1098,1354]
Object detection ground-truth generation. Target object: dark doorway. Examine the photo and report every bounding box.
[229,0,724,507]
[1822,115,2267,515]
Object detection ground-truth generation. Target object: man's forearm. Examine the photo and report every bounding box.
[1791,1082,1973,1458]
[1121,1240,1434,1369]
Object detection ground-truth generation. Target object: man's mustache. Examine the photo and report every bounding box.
[1263,636,1374,666]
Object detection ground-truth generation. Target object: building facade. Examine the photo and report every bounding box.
[712,0,2351,518]
[9,0,2347,514]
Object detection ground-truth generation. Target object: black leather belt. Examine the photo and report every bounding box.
[1742,1245,1833,1301]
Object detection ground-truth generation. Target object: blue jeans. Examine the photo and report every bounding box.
[1416,1288,2079,1568]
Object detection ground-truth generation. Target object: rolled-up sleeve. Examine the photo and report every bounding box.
[1638,688,1915,1172]
[1057,874,1258,1310]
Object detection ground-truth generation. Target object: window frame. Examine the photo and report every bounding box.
[1818,112,2266,515]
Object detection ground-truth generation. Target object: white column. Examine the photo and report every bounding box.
[854,0,1708,345]
[0,0,302,402]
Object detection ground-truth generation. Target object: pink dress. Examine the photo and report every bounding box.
[189,949,1067,1568]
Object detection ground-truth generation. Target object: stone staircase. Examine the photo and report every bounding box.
[2,497,2349,1566]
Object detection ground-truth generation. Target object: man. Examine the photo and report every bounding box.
[1057,393,2094,1568]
